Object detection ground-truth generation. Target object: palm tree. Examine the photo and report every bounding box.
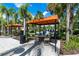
[47,3,67,41]
[8,7,16,35]
[47,3,79,42]
[13,12,18,24]
[34,11,44,34]
[0,4,7,35]
[34,11,44,19]
[18,3,31,39]
[47,3,70,41]
[0,6,13,35]
[47,3,66,18]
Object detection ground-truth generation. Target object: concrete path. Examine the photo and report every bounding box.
[13,41,59,56]
[29,42,58,56]
[0,37,20,53]
[0,37,60,56]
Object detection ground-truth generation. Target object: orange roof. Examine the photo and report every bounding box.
[11,24,23,27]
[27,15,59,25]
[5,24,23,27]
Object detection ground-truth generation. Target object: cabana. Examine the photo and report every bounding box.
[27,15,58,25]
[5,24,23,27]
[27,15,59,52]
[5,24,23,36]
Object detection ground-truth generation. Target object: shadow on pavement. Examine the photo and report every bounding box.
[20,41,41,56]
[37,48,41,56]
[1,47,25,56]
[9,47,25,56]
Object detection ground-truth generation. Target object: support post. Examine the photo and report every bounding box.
[10,27,12,36]
[58,23,59,39]
[55,20,57,52]
[26,23,28,40]
[39,25,41,34]
[49,25,51,40]
[34,25,36,36]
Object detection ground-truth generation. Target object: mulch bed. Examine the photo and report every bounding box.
[60,40,79,55]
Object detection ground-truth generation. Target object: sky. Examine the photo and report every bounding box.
[2,3,52,18]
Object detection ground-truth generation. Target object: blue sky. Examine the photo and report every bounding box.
[2,3,51,17]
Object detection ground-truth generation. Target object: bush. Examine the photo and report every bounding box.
[64,35,79,51]
[73,29,79,35]
[59,32,66,40]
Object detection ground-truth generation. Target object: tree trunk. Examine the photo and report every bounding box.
[70,6,73,36]
[1,21,3,35]
[66,3,70,42]
[18,19,20,34]
[7,16,9,35]
[23,18,26,35]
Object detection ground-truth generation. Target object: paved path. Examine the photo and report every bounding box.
[0,37,20,53]
[29,42,58,56]
[0,37,60,56]
[12,42,59,56]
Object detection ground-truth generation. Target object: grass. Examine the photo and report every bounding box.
[64,35,79,51]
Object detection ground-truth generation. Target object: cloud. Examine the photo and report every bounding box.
[30,4,32,7]
[14,3,24,8]
[14,3,32,8]
[43,11,49,16]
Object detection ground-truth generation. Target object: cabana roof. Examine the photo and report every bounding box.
[5,24,23,27]
[27,15,59,25]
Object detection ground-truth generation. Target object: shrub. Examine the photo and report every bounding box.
[73,29,79,35]
[64,35,79,51]
[59,32,66,40]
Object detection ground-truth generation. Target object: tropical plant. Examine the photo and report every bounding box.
[18,4,30,36]
[34,11,44,33]
[64,35,79,51]
[47,3,79,42]
[18,3,34,39]
[34,11,44,19]
[47,3,67,40]
[0,4,7,35]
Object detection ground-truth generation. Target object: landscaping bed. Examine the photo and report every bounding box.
[60,35,79,55]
